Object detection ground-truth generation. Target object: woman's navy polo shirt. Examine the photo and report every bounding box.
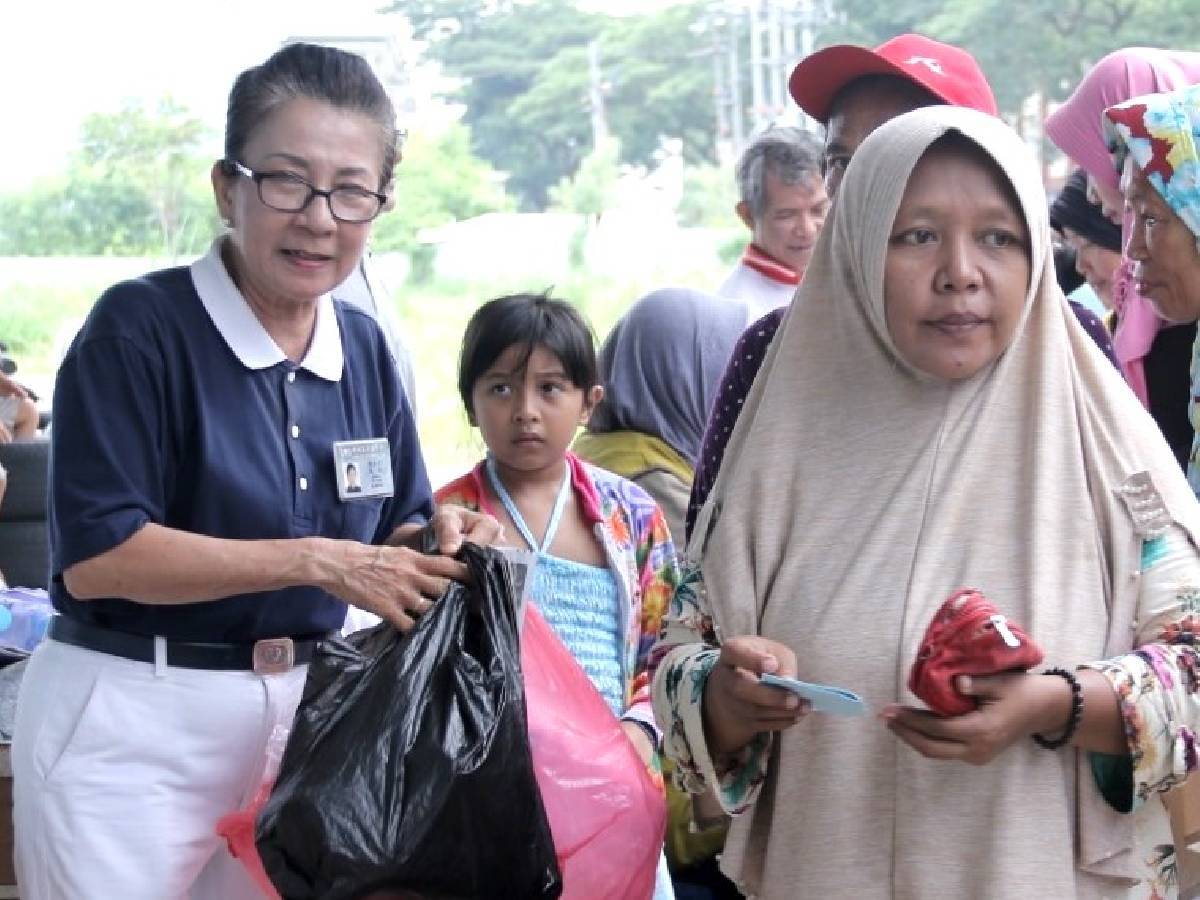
[49,241,433,641]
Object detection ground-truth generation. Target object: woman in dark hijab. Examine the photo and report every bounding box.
[574,288,747,542]
[1052,168,1125,314]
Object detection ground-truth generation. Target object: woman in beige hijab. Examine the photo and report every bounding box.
[651,105,1200,899]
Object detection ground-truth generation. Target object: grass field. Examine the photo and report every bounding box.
[0,250,730,487]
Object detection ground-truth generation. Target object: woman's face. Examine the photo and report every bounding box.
[1061,226,1122,309]
[213,96,386,311]
[1124,164,1200,323]
[884,145,1032,381]
[1085,172,1125,225]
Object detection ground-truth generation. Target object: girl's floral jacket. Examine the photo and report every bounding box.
[436,452,680,741]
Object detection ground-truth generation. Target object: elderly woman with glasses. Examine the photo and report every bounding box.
[11,43,497,900]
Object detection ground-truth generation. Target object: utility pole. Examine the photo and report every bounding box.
[791,0,820,132]
[728,9,745,153]
[587,40,610,149]
[748,0,767,132]
[781,2,797,93]
[799,0,815,58]
[710,6,731,163]
[766,0,785,119]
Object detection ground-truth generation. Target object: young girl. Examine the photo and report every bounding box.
[436,292,679,898]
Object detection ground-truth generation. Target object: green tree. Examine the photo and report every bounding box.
[392,0,600,207]
[676,162,738,229]
[390,0,716,209]
[370,123,513,280]
[0,98,218,256]
[819,0,1200,118]
[602,2,716,169]
[925,0,1131,114]
[549,137,620,216]
[75,97,216,256]
[817,0,941,48]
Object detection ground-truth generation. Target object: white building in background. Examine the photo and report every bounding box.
[419,213,583,283]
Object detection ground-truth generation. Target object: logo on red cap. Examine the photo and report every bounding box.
[904,56,946,77]
[788,34,999,123]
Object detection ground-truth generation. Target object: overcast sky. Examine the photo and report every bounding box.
[2,0,678,192]
[1,0,415,190]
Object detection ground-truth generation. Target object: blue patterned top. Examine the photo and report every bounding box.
[534,555,624,716]
[483,456,625,716]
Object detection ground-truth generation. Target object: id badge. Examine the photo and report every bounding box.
[333,438,394,501]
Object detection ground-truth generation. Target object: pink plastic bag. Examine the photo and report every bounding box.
[215,724,287,900]
[521,604,666,900]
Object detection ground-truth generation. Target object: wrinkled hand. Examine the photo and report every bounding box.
[703,636,809,757]
[429,504,504,555]
[328,542,468,632]
[387,505,504,556]
[621,721,656,768]
[882,672,1071,766]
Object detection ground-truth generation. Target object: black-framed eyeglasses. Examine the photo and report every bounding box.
[227,160,386,224]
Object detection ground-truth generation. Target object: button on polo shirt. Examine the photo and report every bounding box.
[49,240,432,642]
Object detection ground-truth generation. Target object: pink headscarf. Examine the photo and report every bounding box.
[1045,48,1200,406]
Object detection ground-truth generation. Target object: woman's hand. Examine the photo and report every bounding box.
[882,671,1073,765]
[323,541,468,632]
[387,505,504,555]
[702,636,810,757]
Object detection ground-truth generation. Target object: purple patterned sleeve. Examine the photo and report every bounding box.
[685,307,785,541]
[1067,301,1119,370]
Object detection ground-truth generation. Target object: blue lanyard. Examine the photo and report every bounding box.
[484,456,572,554]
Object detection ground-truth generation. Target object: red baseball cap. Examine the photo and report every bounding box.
[788,34,997,123]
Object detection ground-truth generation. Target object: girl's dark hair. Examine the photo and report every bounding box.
[458,293,598,417]
[224,42,399,187]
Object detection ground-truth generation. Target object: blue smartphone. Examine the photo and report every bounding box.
[759,673,868,717]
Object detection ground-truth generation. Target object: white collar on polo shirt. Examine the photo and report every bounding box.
[190,238,344,382]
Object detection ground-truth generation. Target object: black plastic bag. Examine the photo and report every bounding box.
[256,543,562,900]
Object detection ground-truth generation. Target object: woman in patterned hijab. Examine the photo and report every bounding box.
[1107,84,1200,496]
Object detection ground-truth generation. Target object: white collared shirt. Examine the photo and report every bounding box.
[331,256,416,407]
[189,238,343,382]
[717,261,798,320]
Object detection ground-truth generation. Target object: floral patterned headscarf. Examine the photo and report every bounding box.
[1104,83,1200,241]
[1105,84,1200,499]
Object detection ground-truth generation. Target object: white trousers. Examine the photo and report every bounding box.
[13,638,305,900]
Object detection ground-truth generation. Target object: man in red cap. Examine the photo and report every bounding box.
[685,35,998,540]
[792,33,997,197]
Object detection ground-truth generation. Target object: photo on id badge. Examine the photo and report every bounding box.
[333,438,394,501]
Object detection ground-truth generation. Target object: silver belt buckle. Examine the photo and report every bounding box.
[252,637,295,675]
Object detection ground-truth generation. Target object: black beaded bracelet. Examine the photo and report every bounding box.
[1032,667,1083,750]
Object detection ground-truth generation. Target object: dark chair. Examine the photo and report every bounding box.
[0,440,50,590]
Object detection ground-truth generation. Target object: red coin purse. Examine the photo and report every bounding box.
[908,588,1044,716]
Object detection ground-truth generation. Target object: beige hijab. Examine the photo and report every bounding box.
[690,106,1200,899]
